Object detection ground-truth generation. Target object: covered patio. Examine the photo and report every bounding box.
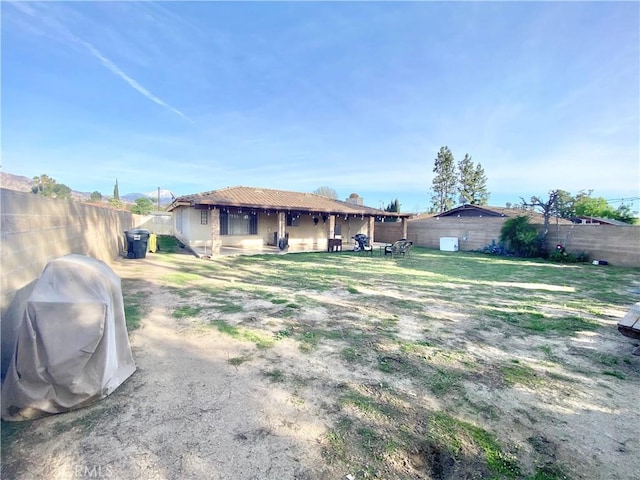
[168,186,411,257]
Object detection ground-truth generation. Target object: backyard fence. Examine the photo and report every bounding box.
[375,216,640,268]
[0,189,139,376]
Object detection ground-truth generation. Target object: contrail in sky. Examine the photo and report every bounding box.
[8,0,193,123]
[75,37,193,123]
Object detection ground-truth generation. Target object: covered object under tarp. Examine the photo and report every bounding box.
[1,254,136,421]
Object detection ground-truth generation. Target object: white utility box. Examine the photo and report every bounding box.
[439,237,459,252]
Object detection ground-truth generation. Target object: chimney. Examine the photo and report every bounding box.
[346,193,363,205]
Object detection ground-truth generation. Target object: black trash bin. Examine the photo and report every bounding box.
[125,229,151,259]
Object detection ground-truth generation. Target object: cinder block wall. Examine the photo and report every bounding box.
[376,216,640,267]
[373,222,405,244]
[547,225,640,267]
[1,189,136,375]
[404,217,508,252]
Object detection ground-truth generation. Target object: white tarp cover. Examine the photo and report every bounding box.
[1,254,136,421]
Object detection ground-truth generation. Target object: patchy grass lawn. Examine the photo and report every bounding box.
[4,247,639,480]
[142,247,640,479]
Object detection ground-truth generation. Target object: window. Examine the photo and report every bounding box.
[220,211,257,235]
[201,210,208,225]
[286,213,300,227]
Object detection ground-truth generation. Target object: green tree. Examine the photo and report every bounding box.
[520,189,562,236]
[431,146,456,213]
[108,198,125,210]
[552,189,576,219]
[32,174,56,195]
[457,154,489,205]
[113,179,120,201]
[574,192,617,219]
[51,183,72,199]
[499,215,544,258]
[384,198,400,222]
[31,174,72,200]
[614,204,637,224]
[130,197,154,215]
[313,186,337,199]
[89,191,103,202]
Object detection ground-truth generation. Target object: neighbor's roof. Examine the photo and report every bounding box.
[573,216,635,226]
[432,204,574,224]
[168,186,410,217]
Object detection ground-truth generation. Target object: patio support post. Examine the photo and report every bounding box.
[210,207,221,255]
[328,215,336,239]
[401,217,408,239]
[277,212,286,243]
[367,216,375,242]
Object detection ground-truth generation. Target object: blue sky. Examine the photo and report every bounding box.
[2,1,639,213]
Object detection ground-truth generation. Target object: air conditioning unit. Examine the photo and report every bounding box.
[439,237,459,252]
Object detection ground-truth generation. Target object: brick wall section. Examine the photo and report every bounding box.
[375,216,640,267]
[547,225,640,267]
[373,221,405,244]
[1,189,136,374]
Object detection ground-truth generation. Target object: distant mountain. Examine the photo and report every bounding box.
[121,192,147,202]
[1,171,174,205]
[122,189,175,205]
[0,172,32,192]
[0,172,89,200]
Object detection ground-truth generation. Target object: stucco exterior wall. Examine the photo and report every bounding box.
[173,206,378,251]
[1,189,136,376]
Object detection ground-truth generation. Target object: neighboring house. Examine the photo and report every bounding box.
[373,203,640,267]
[433,204,572,224]
[167,186,410,256]
[387,204,573,252]
[570,216,633,226]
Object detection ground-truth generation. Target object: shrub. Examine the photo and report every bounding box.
[499,216,545,258]
[549,244,589,263]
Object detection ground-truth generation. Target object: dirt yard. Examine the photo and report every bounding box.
[2,250,639,480]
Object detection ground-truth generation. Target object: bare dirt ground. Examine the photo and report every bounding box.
[2,252,639,480]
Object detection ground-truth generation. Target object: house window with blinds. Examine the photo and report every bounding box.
[200,210,208,225]
[220,211,258,235]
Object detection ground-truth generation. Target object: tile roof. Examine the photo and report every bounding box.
[430,204,574,224]
[169,186,410,217]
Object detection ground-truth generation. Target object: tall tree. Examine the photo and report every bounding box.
[113,179,120,201]
[574,191,616,219]
[520,189,561,236]
[614,204,637,224]
[430,146,456,213]
[384,198,400,222]
[130,197,154,215]
[552,189,575,219]
[31,174,56,194]
[31,174,72,200]
[89,191,103,202]
[457,154,489,205]
[313,186,337,199]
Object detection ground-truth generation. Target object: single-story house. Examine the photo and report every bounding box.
[436,204,547,222]
[167,186,411,256]
[387,204,573,252]
[570,216,633,226]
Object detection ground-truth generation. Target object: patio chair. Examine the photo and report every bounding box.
[352,234,373,256]
[384,239,413,258]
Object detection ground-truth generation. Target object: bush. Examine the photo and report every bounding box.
[549,244,589,263]
[499,216,545,258]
